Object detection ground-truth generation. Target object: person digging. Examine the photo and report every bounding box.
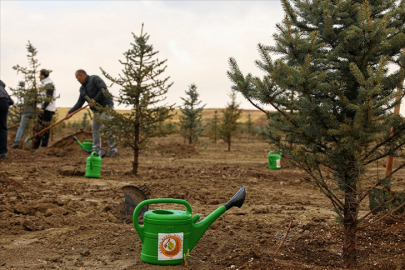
[33,69,57,149]
[65,69,118,157]
[11,88,34,149]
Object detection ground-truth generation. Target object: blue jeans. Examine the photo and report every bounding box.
[92,110,117,152]
[14,113,33,143]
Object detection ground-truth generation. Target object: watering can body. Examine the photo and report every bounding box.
[81,139,93,151]
[73,136,93,152]
[85,151,102,178]
[268,151,282,170]
[133,186,246,265]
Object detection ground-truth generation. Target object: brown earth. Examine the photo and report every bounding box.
[1,131,405,269]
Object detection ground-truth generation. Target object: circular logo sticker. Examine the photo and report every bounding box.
[160,235,182,258]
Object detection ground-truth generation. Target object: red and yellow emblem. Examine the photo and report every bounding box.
[160,235,182,257]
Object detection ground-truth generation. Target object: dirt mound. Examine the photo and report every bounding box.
[51,130,93,149]
[155,142,197,157]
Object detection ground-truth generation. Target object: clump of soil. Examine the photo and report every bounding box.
[0,171,24,193]
[51,130,93,149]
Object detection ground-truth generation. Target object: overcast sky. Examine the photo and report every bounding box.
[1,0,284,111]
[1,1,403,114]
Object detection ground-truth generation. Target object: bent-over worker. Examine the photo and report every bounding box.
[65,69,118,157]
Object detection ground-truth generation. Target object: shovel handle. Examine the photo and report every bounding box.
[7,123,20,130]
[29,117,67,140]
[28,105,89,141]
[65,104,89,119]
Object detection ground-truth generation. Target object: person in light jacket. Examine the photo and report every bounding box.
[34,69,56,149]
[0,80,14,158]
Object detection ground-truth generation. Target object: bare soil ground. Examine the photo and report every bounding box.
[1,131,405,269]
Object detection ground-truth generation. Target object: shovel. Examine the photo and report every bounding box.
[7,123,20,130]
[112,185,150,224]
[24,105,89,147]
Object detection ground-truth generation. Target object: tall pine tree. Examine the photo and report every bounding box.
[178,83,206,144]
[100,24,175,175]
[11,41,54,146]
[228,0,405,267]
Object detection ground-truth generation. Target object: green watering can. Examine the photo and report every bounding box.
[73,136,93,153]
[268,151,282,170]
[85,151,105,178]
[133,186,246,265]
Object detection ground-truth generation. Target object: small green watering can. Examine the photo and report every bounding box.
[85,150,105,178]
[73,136,93,153]
[268,151,282,170]
[133,186,246,265]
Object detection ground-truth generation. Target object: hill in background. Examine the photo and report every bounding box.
[56,108,269,125]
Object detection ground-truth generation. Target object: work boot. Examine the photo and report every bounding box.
[11,142,20,149]
[0,153,7,159]
[106,150,118,157]
[98,149,106,158]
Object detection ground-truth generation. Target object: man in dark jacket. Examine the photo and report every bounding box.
[65,70,118,156]
[0,80,14,158]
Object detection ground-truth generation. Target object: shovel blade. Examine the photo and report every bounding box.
[24,135,32,148]
[112,185,150,223]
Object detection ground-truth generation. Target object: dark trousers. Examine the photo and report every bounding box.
[34,110,54,149]
[0,98,9,154]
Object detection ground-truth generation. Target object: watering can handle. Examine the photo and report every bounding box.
[268,151,282,156]
[133,199,192,243]
[268,151,274,164]
[84,139,93,143]
[90,152,98,170]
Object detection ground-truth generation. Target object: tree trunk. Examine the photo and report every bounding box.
[133,148,139,175]
[132,49,142,175]
[343,179,358,268]
[228,137,231,152]
[189,126,192,144]
[214,125,217,144]
[133,114,140,175]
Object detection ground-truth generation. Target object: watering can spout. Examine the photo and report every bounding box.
[224,185,246,210]
[73,136,83,148]
[190,186,246,251]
